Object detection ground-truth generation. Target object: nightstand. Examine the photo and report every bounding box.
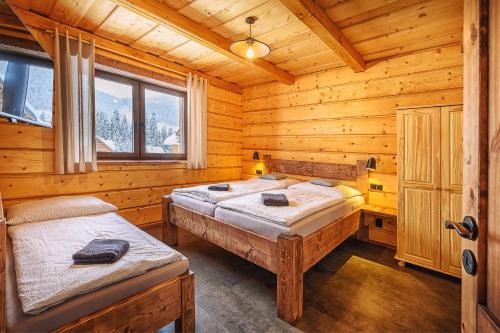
[360,205,397,248]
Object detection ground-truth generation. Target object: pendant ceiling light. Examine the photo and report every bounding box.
[230,16,270,59]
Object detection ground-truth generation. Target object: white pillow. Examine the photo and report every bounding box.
[309,179,342,187]
[279,178,303,187]
[7,196,117,226]
[259,173,287,180]
[289,182,362,199]
[334,184,363,199]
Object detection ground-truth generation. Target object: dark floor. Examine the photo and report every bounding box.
[160,231,460,333]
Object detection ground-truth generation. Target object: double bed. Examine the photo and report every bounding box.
[163,155,370,324]
[0,195,195,333]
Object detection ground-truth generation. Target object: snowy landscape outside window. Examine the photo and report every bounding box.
[95,70,186,160]
[0,51,53,127]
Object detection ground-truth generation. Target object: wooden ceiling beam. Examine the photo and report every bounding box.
[278,0,365,72]
[109,0,295,84]
[6,4,243,94]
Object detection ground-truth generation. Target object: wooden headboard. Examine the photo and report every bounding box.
[263,155,369,199]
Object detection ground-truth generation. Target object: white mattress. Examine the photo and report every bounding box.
[8,213,185,314]
[214,196,365,241]
[171,193,217,216]
[216,187,345,226]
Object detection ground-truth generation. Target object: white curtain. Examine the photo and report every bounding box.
[54,28,97,174]
[186,73,208,169]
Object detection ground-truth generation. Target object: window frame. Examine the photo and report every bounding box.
[140,82,188,161]
[0,50,54,128]
[95,70,187,161]
[95,70,140,160]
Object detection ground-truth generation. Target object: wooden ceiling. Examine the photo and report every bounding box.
[0,0,462,88]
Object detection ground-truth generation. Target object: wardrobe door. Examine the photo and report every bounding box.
[440,106,463,277]
[441,191,463,276]
[397,107,441,269]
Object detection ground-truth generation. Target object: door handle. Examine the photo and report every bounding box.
[444,216,478,240]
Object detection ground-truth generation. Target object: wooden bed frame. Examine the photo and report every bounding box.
[0,194,195,333]
[163,155,369,324]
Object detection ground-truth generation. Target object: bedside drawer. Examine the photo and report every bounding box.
[365,213,397,247]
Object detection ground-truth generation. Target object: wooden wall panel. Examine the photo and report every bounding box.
[0,83,242,228]
[241,45,463,209]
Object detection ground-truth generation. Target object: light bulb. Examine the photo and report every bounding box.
[246,44,254,59]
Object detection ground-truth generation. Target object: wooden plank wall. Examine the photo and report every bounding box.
[241,44,463,209]
[0,84,242,229]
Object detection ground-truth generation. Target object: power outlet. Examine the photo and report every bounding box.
[375,218,383,228]
[369,183,383,191]
[256,169,263,175]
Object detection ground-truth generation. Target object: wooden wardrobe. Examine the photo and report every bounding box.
[396,104,462,278]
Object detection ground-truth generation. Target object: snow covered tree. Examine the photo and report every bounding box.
[146,111,160,148]
[119,114,131,151]
[95,110,110,140]
[110,109,122,150]
[159,126,167,147]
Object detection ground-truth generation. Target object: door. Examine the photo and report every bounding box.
[396,107,441,269]
[461,0,500,332]
[441,106,463,277]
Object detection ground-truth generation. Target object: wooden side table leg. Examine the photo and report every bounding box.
[356,225,369,242]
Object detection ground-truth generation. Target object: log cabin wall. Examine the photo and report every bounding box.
[241,44,463,210]
[0,82,242,231]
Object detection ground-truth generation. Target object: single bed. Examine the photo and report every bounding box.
[0,195,195,333]
[171,178,301,216]
[163,155,371,324]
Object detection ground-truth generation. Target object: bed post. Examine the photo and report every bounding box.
[0,193,5,333]
[276,234,303,324]
[162,195,179,246]
[175,270,195,333]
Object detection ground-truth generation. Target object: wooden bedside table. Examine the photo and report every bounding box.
[360,205,397,248]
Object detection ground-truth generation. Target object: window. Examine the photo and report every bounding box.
[0,51,53,127]
[95,71,187,160]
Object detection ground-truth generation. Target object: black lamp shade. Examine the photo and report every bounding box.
[366,157,377,170]
[252,151,260,160]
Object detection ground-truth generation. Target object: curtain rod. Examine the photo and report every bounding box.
[51,28,93,45]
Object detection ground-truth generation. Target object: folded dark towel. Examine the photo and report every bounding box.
[208,183,230,191]
[73,239,129,265]
[262,193,289,207]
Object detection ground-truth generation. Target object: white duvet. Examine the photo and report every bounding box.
[216,188,345,226]
[173,178,299,204]
[8,213,185,314]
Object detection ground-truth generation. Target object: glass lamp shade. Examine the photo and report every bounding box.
[230,38,270,59]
